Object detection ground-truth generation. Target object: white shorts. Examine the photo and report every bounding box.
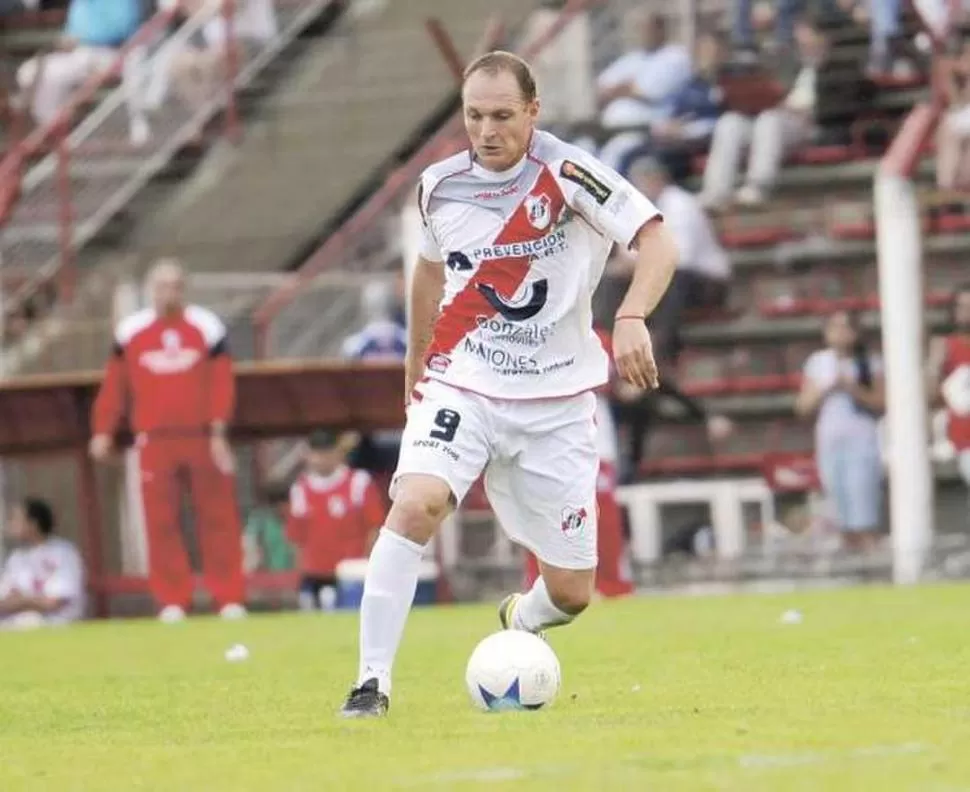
[392,379,599,570]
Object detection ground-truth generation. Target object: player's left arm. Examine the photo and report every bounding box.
[616,218,678,325]
[554,151,678,388]
[191,306,237,473]
[207,325,235,436]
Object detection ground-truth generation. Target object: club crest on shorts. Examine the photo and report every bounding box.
[525,193,552,230]
[560,506,588,539]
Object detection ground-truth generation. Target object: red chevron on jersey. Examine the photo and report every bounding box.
[426,166,566,359]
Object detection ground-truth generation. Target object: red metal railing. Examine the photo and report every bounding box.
[0,0,253,316]
[251,0,596,357]
[0,8,176,306]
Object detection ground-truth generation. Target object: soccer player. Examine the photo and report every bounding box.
[0,498,85,630]
[340,51,677,718]
[90,259,247,622]
[286,430,385,610]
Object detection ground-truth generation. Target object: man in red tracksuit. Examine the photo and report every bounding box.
[524,327,634,598]
[89,260,246,622]
[286,430,385,611]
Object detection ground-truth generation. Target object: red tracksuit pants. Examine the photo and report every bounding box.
[524,464,633,598]
[136,433,245,609]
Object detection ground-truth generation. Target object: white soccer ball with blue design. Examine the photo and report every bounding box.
[465,630,561,712]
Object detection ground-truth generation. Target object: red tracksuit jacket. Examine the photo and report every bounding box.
[93,305,234,435]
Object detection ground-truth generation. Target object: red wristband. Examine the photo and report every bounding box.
[614,314,645,322]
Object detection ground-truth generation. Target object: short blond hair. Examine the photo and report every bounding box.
[463,50,537,102]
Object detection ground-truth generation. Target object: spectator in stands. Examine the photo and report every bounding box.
[0,1,38,15]
[243,480,294,573]
[15,0,143,126]
[732,0,803,59]
[342,280,407,476]
[628,156,730,363]
[165,0,277,111]
[936,41,970,191]
[700,15,827,208]
[927,285,970,490]
[286,430,384,612]
[796,310,885,552]
[596,10,691,171]
[0,498,85,630]
[90,259,247,623]
[646,31,726,181]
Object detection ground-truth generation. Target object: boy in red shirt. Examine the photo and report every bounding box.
[287,431,385,610]
[929,285,970,484]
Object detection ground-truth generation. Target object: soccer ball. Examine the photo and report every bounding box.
[465,630,561,712]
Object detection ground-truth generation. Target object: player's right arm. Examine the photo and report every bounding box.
[405,257,444,403]
[90,334,129,461]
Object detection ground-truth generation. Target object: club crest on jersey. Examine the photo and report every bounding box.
[560,160,612,205]
[427,353,451,373]
[525,193,552,230]
[561,506,588,539]
[139,329,202,374]
[328,496,346,518]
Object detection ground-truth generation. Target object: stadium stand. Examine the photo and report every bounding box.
[2,0,969,608]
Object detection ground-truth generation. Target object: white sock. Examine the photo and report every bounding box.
[357,528,425,695]
[512,576,574,633]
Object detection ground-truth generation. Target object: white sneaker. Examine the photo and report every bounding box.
[219,603,248,621]
[129,114,151,147]
[158,605,187,624]
[735,183,765,206]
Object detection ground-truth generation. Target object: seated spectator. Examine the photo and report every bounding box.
[16,0,143,126]
[795,310,885,553]
[166,0,277,111]
[628,156,730,363]
[243,480,294,573]
[0,498,85,630]
[611,376,733,485]
[286,430,385,611]
[0,0,37,15]
[700,15,826,208]
[596,10,691,170]
[618,31,726,182]
[937,41,970,191]
[342,279,407,475]
[733,0,804,59]
[521,0,595,126]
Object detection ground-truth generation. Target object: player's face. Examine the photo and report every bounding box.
[463,70,538,173]
[954,291,970,332]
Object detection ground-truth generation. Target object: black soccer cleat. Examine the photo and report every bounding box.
[339,678,389,719]
[498,593,521,630]
[498,593,546,640]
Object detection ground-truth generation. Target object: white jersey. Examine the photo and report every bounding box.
[0,538,86,623]
[417,130,660,400]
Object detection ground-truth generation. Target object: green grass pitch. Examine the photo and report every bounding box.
[3,584,970,791]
